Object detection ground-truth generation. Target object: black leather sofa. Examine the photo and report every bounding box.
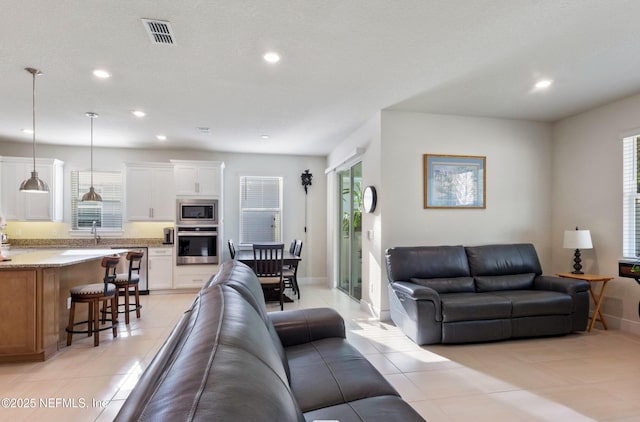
[385,243,590,345]
[115,260,424,422]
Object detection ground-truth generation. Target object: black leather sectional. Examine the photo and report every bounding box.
[385,243,590,345]
[115,260,424,422]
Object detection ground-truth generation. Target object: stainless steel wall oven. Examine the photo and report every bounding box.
[176,226,218,265]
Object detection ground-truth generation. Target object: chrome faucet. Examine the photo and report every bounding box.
[91,221,101,245]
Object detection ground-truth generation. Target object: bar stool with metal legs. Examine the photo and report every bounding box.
[66,255,120,347]
[107,250,143,324]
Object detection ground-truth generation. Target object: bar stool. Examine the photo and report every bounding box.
[106,250,143,324]
[66,255,120,347]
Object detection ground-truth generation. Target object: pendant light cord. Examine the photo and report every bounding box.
[90,115,94,187]
[31,69,37,174]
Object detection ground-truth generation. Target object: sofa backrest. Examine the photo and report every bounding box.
[385,246,471,283]
[465,243,542,291]
[205,260,291,380]
[116,277,304,422]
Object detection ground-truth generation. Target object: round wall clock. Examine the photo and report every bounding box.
[363,185,377,213]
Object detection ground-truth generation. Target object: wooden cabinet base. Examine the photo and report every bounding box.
[0,260,102,362]
[0,268,58,362]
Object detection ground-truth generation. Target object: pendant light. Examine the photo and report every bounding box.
[19,67,50,193]
[81,112,102,202]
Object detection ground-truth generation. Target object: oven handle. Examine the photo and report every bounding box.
[177,231,218,237]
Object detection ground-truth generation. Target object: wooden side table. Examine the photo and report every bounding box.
[556,273,613,332]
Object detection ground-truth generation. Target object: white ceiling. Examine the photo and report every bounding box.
[2,1,640,156]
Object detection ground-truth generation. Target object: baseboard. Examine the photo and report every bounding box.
[607,313,640,336]
[358,298,390,321]
[297,277,328,286]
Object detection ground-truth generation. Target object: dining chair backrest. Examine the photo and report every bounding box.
[288,239,297,254]
[252,243,284,277]
[228,239,236,259]
[293,240,303,257]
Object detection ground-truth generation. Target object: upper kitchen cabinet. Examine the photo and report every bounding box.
[0,156,64,221]
[125,163,175,221]
[172,160,224,197]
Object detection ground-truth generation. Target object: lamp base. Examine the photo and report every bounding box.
[571,248,584,274]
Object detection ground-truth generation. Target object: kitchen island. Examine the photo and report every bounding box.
[0,248,127,362]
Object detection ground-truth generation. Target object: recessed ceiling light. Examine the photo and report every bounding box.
[93,69,111,79]
[261,135,270,140]
[156,134,167,141]
[22,128,33,134]
[263,52,280,63]
[132,110,146,118]
[534,79,553,89]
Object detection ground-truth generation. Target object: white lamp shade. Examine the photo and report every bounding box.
[563,229,593,249]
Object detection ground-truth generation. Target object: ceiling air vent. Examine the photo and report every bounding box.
[141,19,176,45]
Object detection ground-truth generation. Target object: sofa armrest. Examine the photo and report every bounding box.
[391,281,442,322]
[534,275,590,296]
[392,281,441,301]
[268,307,345,347]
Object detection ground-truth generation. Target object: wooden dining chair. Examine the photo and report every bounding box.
[252,243,285,310]
[283,240,303,299]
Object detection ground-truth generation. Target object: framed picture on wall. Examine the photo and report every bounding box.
[423,154,486,209]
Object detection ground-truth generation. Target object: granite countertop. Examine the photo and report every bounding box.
[0,248,130,269]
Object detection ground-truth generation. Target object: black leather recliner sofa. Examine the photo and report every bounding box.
[115,260,424,421]
[385,243,590,345]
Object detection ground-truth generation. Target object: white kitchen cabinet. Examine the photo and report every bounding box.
[0,156,64,221]
[171,160,224,197]
[173,264,217,289]
[125,163,175,221]
[148,247,174,290]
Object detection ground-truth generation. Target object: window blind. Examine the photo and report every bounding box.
[71,170,123,231]
[622,136,639,257]
[239,176,282,245]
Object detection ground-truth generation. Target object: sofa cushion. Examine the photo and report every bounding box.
[303,395,425,422]
[491,290,573,317]
[286,337,399,412]
[440,293,512,322]
[465,243,543,276]
[386,245,470,282]
[475,273,535,292]
[410,276,475,293]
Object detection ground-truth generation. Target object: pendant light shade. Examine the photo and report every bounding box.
[19,67,49,193]
[81,112,102,202]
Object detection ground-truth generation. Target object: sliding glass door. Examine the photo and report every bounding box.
[337,162,362,300]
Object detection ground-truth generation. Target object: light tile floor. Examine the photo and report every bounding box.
[1,285,639,421]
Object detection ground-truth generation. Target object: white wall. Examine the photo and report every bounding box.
[0,141,327,281]
[552,93,640,333]
[380,110,553,256]
[328,110,554,319]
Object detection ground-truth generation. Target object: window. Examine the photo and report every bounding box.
[71,170,123,231]
[239,176,282,245]
[623,135,640,257]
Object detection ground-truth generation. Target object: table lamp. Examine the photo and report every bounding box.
[563,227,593,274]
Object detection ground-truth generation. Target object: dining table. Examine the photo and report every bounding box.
[235,248,301,302]
[235,249,301,267]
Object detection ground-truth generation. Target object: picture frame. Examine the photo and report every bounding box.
[423,154,486,209]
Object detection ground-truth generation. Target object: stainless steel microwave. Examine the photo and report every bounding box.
[176,199,218,225]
